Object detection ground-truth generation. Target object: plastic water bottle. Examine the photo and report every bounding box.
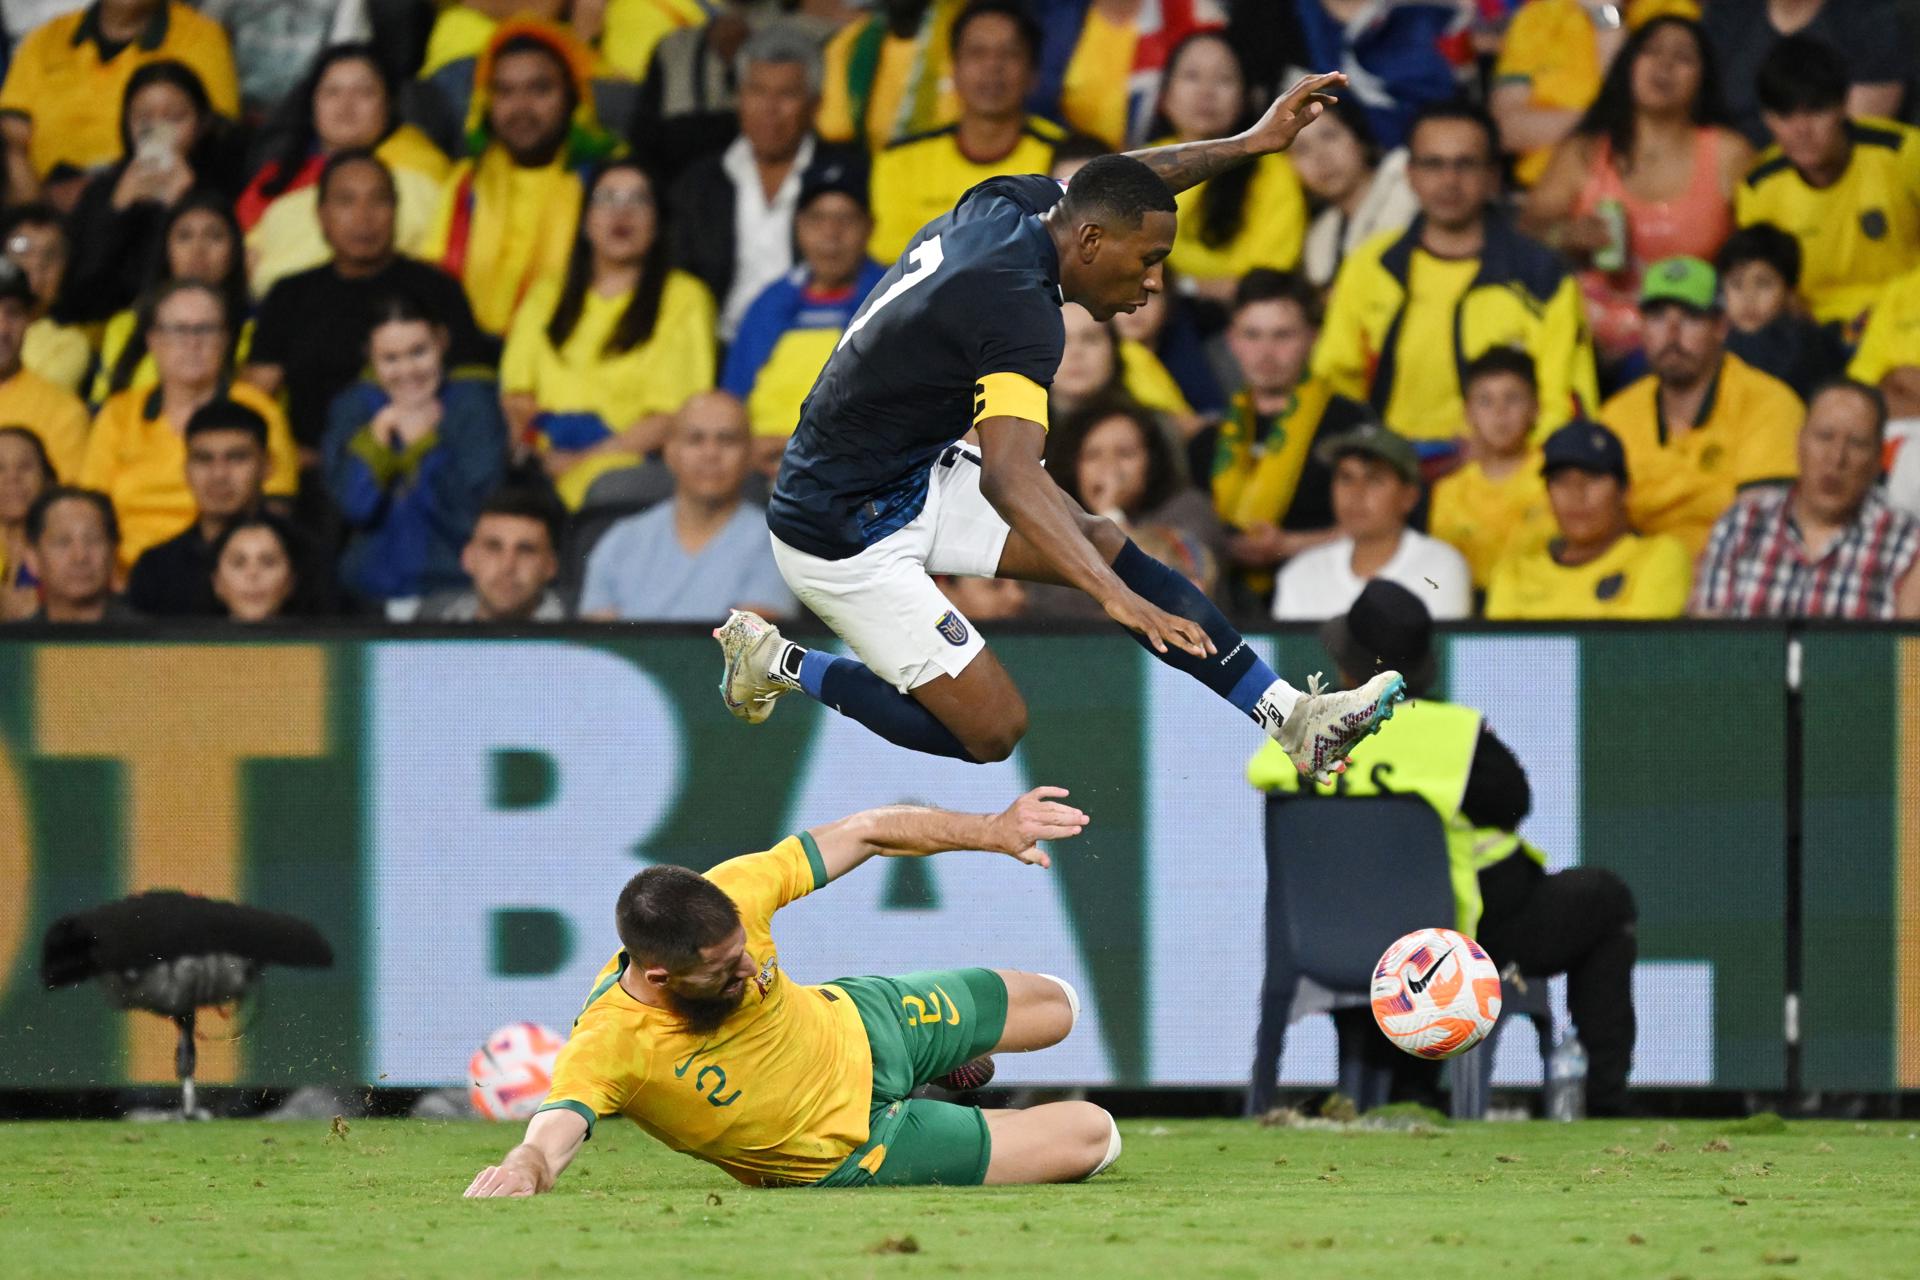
[1546,1035,1588,1122]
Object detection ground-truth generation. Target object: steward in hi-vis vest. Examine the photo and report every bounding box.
[1248,578,1640,1116]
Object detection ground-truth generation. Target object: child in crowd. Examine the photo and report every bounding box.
[1717,223,1847,400]
[1427,348,1554,591]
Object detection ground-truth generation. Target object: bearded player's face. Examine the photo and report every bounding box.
[1081,210,1174,322]
[657,927,756,1034]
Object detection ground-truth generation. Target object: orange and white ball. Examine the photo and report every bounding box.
[468,1021,565,1120]
[1370,928,1503,1060]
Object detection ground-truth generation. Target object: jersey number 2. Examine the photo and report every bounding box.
[837,235,944,351]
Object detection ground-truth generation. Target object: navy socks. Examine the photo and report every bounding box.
[1109,539,1287,718]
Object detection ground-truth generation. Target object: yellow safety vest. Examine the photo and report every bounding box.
[1247,698,1545,936]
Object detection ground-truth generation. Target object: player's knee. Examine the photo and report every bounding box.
[962,710,1028,763]
[1071,1104,1122,1181]
[1035,973,1080,1043]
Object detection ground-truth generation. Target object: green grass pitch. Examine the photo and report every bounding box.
[3,1115,1917,1279]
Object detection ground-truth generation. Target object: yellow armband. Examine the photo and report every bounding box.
[973,372,1050,429]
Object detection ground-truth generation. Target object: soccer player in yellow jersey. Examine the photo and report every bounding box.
[1736,36,1920,333]
[464,787,1121,1196]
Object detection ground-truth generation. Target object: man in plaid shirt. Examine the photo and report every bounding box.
[1692,380,1920,619]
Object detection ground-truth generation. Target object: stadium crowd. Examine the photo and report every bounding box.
[3,0,1920,627]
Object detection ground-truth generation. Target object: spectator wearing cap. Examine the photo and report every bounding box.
[1428,348,1554,591]
[1735,36,1920,332]
[500,158,716,510]
[1485,419,1691,620]
[1597,256,1802,559]
[666,26,858,342]
[1270,420,1471,621]
[12,487,140,623]
[720,163,885,478]
[245,152,490,455]
[126,397,273,617]
[578,390,794,623]
[1315,103,1597,448]
[418,481,569,622]
[0,259,89,482]
[1693,379,1920,619]
[866,1,1067,263]
[0,1,239,198]
[83,282,299,570]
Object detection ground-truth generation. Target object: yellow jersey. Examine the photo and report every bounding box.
[1428,452,1555,588]
[1059,4,1138,149]
[21,318,92,396]
[80,381,298,569]
[1598,352,1801,558]
[1484,531,1692,620]
[0,3,239,178]
[0,367,91,481]
[537,836,875,1188]
[1736,118,1920,328]
[1118,340,1193,419]
[867,119,1064,263]
[424,150,585,337]
[1168,151,1307,284]
[502,271,717,507]
[1848,263,1920,386]
[817,4,963,152]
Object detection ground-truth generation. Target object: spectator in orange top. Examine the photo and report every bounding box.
[1520,17,1752,367]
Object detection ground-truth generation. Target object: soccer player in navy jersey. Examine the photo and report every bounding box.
[714,71,1403,782]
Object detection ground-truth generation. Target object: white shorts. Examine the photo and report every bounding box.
[770,445,1011,694]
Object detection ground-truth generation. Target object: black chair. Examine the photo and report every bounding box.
[1248,794,1457,1115]
[1447,968,1555,1120]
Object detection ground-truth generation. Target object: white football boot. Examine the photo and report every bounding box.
[712,609,793,725]
[1273,670,1408,784]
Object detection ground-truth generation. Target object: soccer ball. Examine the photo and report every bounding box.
[468,1022,565,1120]
[1370,928,1503,1060]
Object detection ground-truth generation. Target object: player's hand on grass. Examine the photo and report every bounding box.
[1103,591,1215,659]
[990,786,1089,868]
[1244,71,1347,154]
[464,1163,538,1198]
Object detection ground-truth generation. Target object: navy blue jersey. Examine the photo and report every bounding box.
[767,174,1066,560]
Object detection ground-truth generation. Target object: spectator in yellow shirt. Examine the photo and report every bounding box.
[1150,31,1306,307]
[817,0,964,152]
[92,193,254,405]
[502,160,717,509]
[1486,418,1691,620]
[0,260,90,483]
[1313,102,1598,445]
[1429,349,1554,590]
[1847,263,1920,421]
[0,0,238,199]
[0,206,91,395]
[236,45,451,299]
[1736,36,1920,332]
[0,427,54,620]
[81,281,297,568]
[1598,256,1802,559]
[866,1,1066,264]
[423,22,623,337]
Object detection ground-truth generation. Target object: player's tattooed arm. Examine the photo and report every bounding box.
[1122,71,1346,194]
[809,788,1090,877]
[464,1107,588,1198]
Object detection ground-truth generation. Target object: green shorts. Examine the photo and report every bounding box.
[812,967,1008,1188]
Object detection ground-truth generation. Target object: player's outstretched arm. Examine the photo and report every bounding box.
[808,786,1089,880]
[463,1107,588,1198]
[1121,71,1346,195]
